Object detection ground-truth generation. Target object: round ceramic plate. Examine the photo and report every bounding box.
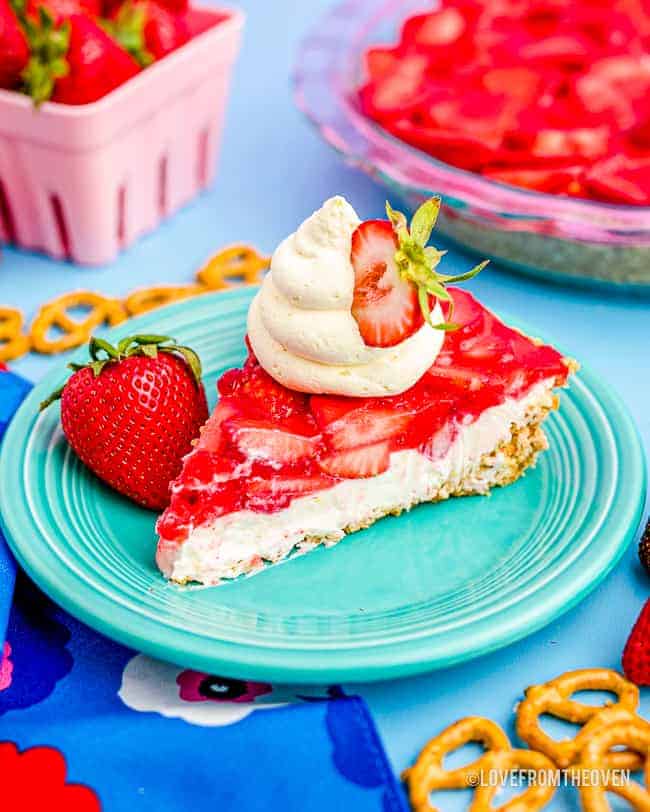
[0,288,646,683]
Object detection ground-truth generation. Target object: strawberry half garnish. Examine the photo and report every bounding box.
[350,197,487,348]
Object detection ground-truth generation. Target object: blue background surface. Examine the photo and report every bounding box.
[1,0,648,806]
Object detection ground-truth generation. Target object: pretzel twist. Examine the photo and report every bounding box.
[124,284,206,316]
[403,716,511,811]
[574,721,650,812]
[6,244,267,361]
[0,306,30,362]
[196,244,269,289]
[30,291,127,354]
[516,669,640,768]
[470,748,558,811]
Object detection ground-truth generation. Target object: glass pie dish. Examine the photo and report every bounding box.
[294,0,650,294]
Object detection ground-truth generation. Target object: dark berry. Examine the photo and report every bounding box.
[638,519,650,576]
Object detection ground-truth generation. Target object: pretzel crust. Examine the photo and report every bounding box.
[574,721,650,812]
[0,306,30,362]
[30,291,127,354]
[516,669,640,768]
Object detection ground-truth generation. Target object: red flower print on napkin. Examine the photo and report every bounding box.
[0,743,101,810]
[176,671,272,703]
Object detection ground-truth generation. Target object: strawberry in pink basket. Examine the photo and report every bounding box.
[106,0,188,17]
[0,0,30,89]
[25,0,101,21]
[22,10,140,104]
[55,14,140,103]
[107,0,189,63]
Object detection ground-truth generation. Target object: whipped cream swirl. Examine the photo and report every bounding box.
[247,196,444,397]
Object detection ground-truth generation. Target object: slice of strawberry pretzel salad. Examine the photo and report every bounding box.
[156,196,576,586]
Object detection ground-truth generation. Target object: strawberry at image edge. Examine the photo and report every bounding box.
[622,599,650,687]
[41,334,209,510]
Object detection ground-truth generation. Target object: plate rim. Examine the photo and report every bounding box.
[0,288,646,682]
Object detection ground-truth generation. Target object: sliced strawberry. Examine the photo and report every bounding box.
[224,419,320,465]
[442,287,483,331]
[457,316,510,362]
[481,67,542,106]
[527,126,611,162]
[575,56,650,128]
[180,450,239,486]
[350,220,422,348]
[389,121,502,171]
[364,46,401,81]
[426,363,489,392]
[247,474,336,511]
[419,423,457,461]
[324,406,413,451]
[319,442,390,479]
[196,397,239,453]
[584,155,650,204]
[219,352,310,421]
[401,8,466,48]
[518,34,596,71]
[483,166,583,194]
[310,395,357,430]
[358,54,429,119]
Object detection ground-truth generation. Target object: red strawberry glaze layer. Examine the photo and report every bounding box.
[157,289,570,544]
[359,0,650,205]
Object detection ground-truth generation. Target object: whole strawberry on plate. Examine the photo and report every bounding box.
[41,334,208,510]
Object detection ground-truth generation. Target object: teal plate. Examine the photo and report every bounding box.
[0,288,646,683]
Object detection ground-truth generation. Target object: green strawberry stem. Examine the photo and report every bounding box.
[101,2,153,68]
[387,197,488,330]
[39,334,203,411]
[19,6,71,106]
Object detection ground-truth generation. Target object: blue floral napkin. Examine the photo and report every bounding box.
[0,368,30,640]
[0,367,409,812]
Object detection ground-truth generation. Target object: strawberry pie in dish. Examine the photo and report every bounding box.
[156,196,575,586]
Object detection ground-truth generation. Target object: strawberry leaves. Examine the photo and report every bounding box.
[386,196,488,330]
[40,333,203,410]
[101,1,153,67]
[20,5,70,105]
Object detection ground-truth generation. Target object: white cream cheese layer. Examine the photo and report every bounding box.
[157,380,555,586]
[247,196,444,397]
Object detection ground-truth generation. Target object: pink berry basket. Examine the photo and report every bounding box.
[0,5,244,266]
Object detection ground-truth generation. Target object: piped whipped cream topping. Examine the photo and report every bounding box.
[247,196,444,397]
